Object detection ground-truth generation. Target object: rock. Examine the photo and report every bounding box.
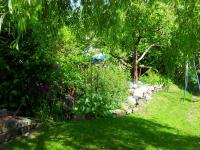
[127,96,137,106]
[133,96,140,100]
[145,94,152,101]
[128,89,134,95]
[121,103,133,114]
[134,85,149,98]
[0,116,39,144]
[126,109,133,114]
[128,82,134,89]
[138,81,143,85]
[16,117,32,127]
[121,103,129,110]
[149,86,154,92]
[126,82,163,115]
[111,109,126,117]
[145,91,151,96]
[133,84,138,89]
[1,116,32,134]
[23,132,30,137]
[132,107,139,112]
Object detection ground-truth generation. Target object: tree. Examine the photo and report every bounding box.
[74,0,177,81]
[162,0,200,81]
[0,0,74,111]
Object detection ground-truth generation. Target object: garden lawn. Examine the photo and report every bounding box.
[4,84,200,150]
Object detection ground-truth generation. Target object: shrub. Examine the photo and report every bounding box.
[73,64,129,117]
[0,23,129,120]
[140,69,171,86]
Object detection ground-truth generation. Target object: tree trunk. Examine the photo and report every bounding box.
[132,49,138,82]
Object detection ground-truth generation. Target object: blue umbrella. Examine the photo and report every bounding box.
[92,54,108,63]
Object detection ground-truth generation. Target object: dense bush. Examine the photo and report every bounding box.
[0,22,129,120]
[140,69,171,86]
[73,64,129,117]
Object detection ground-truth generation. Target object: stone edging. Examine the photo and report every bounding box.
[111,81,163,117]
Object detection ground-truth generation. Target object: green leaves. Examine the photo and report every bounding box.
[8,0,13,14]
[27,0,31,5]
[18,17,26,32]
[10,35,20,50]
[74,65,129,116]
[0,14,5,32]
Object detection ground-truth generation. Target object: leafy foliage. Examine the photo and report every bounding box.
[140,69,171,86]
[0,0,200,119]
[74,64,129,117]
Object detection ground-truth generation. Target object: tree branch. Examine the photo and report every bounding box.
[137,44,159,63]
[109,53,131,68]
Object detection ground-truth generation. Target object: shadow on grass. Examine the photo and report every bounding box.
[180,97,192,102]
[193,92,200,96]
[180,94,200,102]
[4,116,200,150]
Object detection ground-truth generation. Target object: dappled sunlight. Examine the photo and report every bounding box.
[5,115,200,150]
[1,0,200,149]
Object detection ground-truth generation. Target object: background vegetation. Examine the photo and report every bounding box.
[0,0,199,119]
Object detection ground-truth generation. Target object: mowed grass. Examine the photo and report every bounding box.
[4,84,200,150]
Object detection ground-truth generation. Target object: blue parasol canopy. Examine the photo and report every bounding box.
[92,53,108,63]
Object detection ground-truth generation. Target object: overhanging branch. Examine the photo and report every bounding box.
[109,53,131,68]
[137,43,160,63]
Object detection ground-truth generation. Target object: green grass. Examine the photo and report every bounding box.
[4,84,200,150]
